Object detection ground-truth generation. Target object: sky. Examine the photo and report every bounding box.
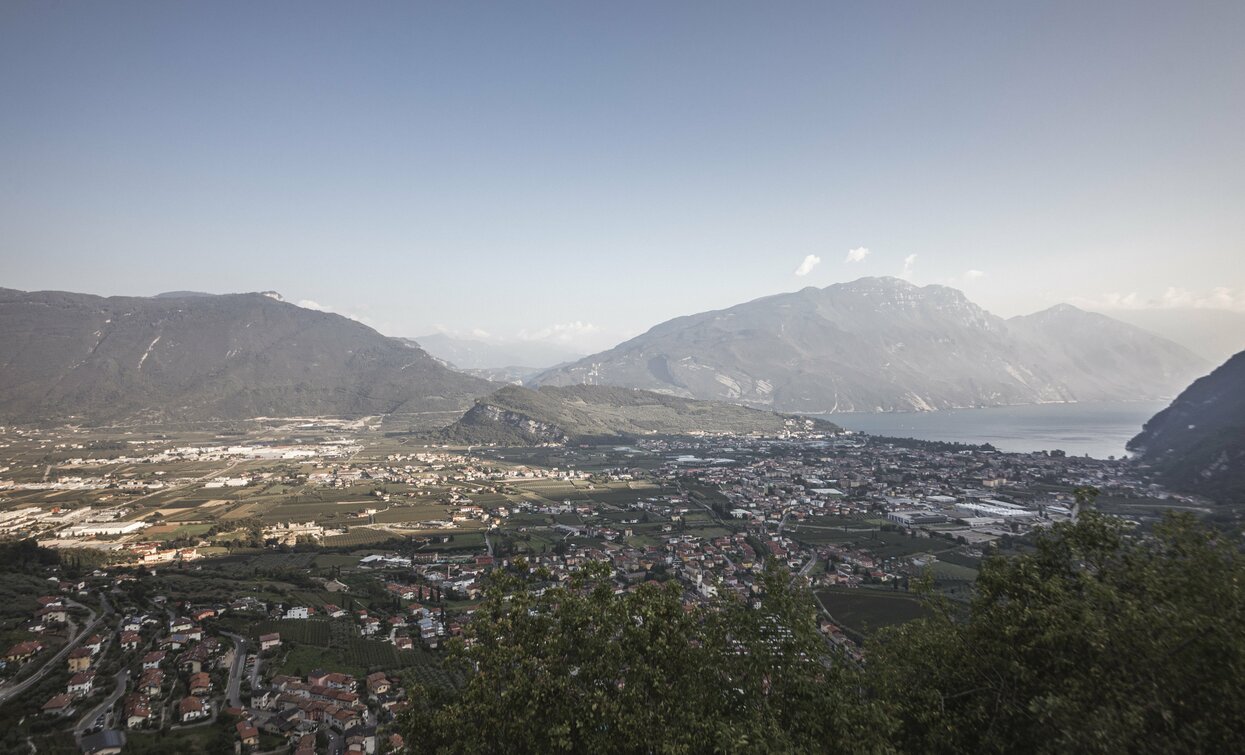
[2,1,1243,352]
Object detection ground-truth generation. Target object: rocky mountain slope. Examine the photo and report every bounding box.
[1006,304,1204,402]
[0,288,492,424]
[1128,351,1245,502]
[443,384,839,445]
[533,278,1207,413]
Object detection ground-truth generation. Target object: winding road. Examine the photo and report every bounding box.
[0,594,111,705]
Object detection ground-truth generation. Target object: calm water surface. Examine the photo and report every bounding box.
[828,401,1169,459]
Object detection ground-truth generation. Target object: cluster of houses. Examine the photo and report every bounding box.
[3,591,82,673]
[230,668,405,751]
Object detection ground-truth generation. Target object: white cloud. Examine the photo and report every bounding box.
[963,269,985,281]
[844,247,870,263]
[1077,287,1245,312]
[900,254,918,279]
[794,254,822,276]
[295,299,375,326]
[517,321,601,344]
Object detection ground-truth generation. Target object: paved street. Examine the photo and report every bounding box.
[0,594,110,704]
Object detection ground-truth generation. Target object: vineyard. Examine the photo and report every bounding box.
[322,527,401,547]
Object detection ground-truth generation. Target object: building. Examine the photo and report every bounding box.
[5,640,44,664]
[68,647,93,672]
[179,696,208,723]
[236,719,260,747]
[68,670,96,697]
[42,693,73,716]
[79,730,126,755]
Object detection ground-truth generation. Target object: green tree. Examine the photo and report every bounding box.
[868,512,1245,753]
[403,561,888,753]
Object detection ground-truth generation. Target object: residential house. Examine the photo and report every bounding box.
[67,647,93,672]
[178,696,209,723]
[67,670,95,698]
[41,693,73,716]
[139,669,164,697]
[236,720,260,748]
[124,694,151,728]
[366,672,391,697]
[141,651,165,670]
[36,606,68,624]
[189,672,212,696]
[5,640,44,664]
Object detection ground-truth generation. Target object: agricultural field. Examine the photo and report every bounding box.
[815,587,933,637]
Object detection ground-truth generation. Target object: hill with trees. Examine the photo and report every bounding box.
[442,384,839,444]
[1129,350,1245,504]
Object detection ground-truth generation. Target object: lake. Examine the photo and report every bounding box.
[828,401,1169,459]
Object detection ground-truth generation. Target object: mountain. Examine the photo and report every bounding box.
[1006,304,1207,402]
[0,288,492,424]
[443,384,839,445]
[154,291,216,299]
[1128,351,1245,502]
[410,333,583,371]
[1091,308,1245,366]
[533,277,1208,413]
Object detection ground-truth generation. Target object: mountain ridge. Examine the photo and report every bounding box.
[0,287,493,424]
[443,384,839,445]
[1128,351,1245,503]
[532,277,1208,413]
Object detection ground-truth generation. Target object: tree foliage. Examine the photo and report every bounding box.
[404,561,888,753]
[404,513,1245,753]
[870,511,1245,753]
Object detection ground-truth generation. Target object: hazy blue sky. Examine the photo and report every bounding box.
[2,1,1243,351]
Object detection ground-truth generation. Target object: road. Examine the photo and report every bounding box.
[0,594,110,704]
[795,552,819,583]
[777,509,793,535]
[73,667,128,741]
[220,631,249,709]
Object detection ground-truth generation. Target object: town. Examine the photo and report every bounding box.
[0,419,1210,753]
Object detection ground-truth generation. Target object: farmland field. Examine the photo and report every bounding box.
[323,527,400,548]
[816,587,932,636]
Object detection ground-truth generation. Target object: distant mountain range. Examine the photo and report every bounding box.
[443,384,839,445]
[410,333,583,371]
[0,288,492,424]
[1093,308,1245,366]
[0,280,1217,433]
[532,277,1208,413]
[1129,350,1245,503]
